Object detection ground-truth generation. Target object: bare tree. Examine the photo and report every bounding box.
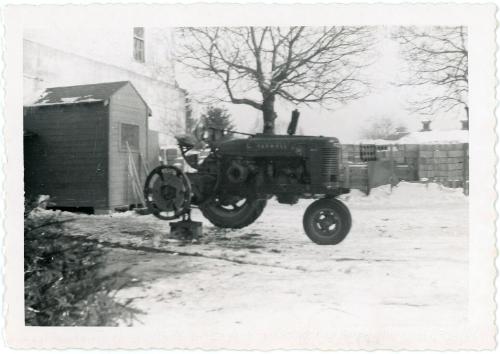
[176,26,374,134]
[360,116,407,140]
[393,26,468,121]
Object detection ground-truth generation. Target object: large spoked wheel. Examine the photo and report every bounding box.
[199,195,267,229]
[143,165,192,220]
[303,198,352,245]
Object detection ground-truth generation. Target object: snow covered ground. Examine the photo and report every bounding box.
[61,182,468,341]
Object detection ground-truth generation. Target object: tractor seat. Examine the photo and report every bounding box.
[175,134,198,149]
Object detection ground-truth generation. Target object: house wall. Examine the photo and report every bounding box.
[23,27,186,146]
[108,84,149,209]
[24,103,109,208]
[24,28,176,83]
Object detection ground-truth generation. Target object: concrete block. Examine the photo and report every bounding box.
[433,151,448,158]
[405,144,419,151]
[420,157,435,164]
[419,151,433,158]
[448,150,464,158]
[170,220,203,240]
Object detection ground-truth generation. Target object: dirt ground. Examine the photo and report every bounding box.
[63,183,468,336]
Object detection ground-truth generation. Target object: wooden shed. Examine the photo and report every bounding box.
[24,81,158,213]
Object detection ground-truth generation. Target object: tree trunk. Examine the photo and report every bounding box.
[262,95,276,135]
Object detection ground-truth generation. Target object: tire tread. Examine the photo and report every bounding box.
[200,199,267,229]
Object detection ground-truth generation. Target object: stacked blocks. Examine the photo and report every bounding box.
[341,143,468,190]
[417,144,467,187]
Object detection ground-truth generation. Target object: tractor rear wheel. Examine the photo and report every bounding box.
[199,196,267,229]
[303,198,352,245]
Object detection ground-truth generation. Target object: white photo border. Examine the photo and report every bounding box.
[3,2,496,350]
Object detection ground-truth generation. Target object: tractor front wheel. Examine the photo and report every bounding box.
[303,198,352,245]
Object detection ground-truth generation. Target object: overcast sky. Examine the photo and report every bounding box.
[175,27,466,142]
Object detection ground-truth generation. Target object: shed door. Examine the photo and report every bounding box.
[121,123,145,204]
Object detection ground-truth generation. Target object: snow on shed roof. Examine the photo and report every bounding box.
[29,81,152,114]
[396,129,468,144]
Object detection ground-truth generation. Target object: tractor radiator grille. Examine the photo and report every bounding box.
[321,146,339,182]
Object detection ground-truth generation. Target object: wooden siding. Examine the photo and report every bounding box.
[24,103,109,208]
[108,83,148,208]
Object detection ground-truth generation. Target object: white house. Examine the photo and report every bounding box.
[23,27,187,147]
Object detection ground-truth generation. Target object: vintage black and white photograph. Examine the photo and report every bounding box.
[2,2,496,350]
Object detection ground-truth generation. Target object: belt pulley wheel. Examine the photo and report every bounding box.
[143,165,192,220]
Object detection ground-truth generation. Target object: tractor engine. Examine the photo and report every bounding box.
[212,134,345,203]
[219,155,306,204]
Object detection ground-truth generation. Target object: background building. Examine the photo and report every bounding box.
[23,27,186,147]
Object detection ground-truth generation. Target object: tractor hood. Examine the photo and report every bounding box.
[217,134,340,157]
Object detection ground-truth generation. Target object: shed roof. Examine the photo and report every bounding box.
[29,81,152,115]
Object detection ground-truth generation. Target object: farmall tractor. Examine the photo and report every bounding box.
[144,110,354,245]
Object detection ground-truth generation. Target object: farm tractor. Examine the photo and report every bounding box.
[144,110,358,245]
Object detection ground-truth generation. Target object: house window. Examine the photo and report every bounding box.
[121,123,140,151]
[133,27,145,62]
